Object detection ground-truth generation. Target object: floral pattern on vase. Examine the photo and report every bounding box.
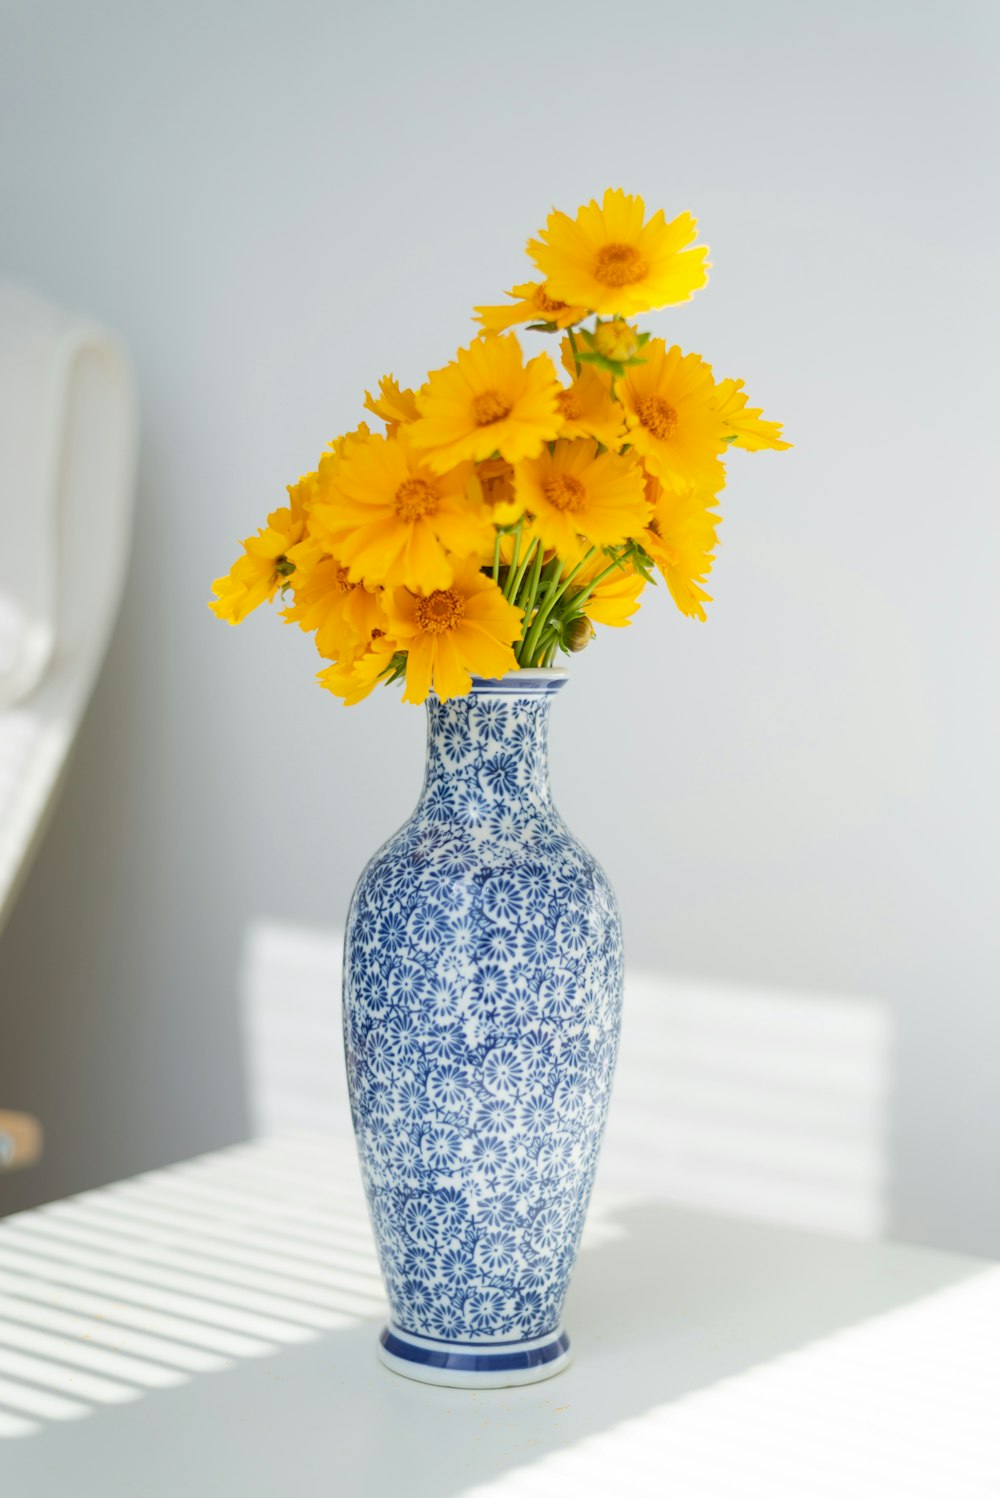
[343,669,624,1386]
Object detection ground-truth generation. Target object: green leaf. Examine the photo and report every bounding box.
[380,652,408,686]
[576,348,621,376]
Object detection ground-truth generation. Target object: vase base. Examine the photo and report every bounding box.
[377,1322,572,1389]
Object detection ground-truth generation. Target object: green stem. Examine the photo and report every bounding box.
[502,519,524,602]
[521,556,577,665]
[491,531,502,584]
[543,546,597,612]
[520,547,623,665]
[515,544,547,663]
[568,552,628,611]
[567,327,582,378]
[508,536,539,608]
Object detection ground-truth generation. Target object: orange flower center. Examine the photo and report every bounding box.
[594,243,647,288]
[542,473,587,515]
[394,476,440,520]
[636,395,678,440]
[556,388,583,421]
[334,563,354,593]
[416,589,466,634]
[533,286,569,315]
[472,390,513,426]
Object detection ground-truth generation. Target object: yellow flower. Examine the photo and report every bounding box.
[409,334,562,473]
[311,430,492,593]
[573,552,647,628]
[474,281,586,333]
[283,555,386,661]
[619,339,728,493]
[209,499,306,624]
[386,557,523,704]
[555,366,626,448]
[528,189,709,317]
[643,475,721,621]
[364,377,420,432]
[514,440,648,562]
[559,335,580,380]
[277,471,330,589]
[477,458,523,527]
[715,378,791,451]
[326,422,373,457]
[318,632,399,706]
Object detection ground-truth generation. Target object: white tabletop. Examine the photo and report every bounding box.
[0,1132,996,1497]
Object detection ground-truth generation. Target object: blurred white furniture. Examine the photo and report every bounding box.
[0,1131,993,1497]
[0,285,136,932]
[242,921,890,1238]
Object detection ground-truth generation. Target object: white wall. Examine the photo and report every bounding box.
[0,0,997,1251]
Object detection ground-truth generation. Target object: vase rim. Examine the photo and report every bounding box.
[460,668,569,697]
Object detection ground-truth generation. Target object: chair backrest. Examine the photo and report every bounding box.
[241,919,889,1239]
[0,285,136,932]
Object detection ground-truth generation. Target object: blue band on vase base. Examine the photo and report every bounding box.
[378,1323,572,1387]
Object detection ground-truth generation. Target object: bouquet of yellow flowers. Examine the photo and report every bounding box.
[210,188,788,705]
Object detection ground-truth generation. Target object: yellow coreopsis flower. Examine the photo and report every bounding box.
[326,422,373,458]
[477,458,523,527]
[311,430,493,593]
[212,190,790,691]
[573,552,647,628]
[643,475,721,622]
[283,555,386,661]
[209,498,307,625]
[555,366,626,448]
[474,281,587,333]
[618,340,728,494]
[714,378,791,452]
[319,631,400,706]
[409,334,562,474]
[386,557,523,705]
[364,376,420,432]
[528,189,709,317]
[515,440,649,562]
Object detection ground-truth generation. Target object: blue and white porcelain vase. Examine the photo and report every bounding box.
[342,668,624,1388]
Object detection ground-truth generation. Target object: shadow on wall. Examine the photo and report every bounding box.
[241,920,891,1240]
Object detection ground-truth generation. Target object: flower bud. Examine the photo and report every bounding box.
[564,616,594,652]
[593,319,639,363]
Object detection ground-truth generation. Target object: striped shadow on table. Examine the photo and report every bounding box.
[0,1134,385,1439]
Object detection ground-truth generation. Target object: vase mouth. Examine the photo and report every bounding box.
[463,668,569,697]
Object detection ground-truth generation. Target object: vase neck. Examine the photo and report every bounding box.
[417,674,568,819]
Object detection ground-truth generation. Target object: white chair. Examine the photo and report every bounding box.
[0,285,137,934]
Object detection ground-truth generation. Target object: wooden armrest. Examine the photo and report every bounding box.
[0,1111,43,1171]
